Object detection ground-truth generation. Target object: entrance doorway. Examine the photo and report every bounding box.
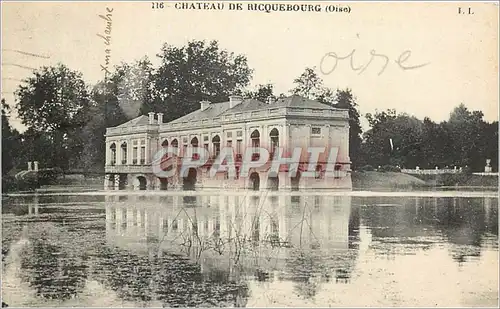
[183,168,197,190]
[249,172,260,191]
[137,176,147,190]
[291,172,301,191]
[268,176,279,191]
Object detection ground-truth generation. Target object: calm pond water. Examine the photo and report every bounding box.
[2,192,498,307]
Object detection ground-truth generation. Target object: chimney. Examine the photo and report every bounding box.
[34,161,39,171]
[200,100,211,111]
[27,161,32,171]
[229,95,243,108]
[148,112,155,125]
[157,113,164,124]
[266,96,275,104]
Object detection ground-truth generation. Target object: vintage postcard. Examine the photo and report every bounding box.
[1,1,498,307]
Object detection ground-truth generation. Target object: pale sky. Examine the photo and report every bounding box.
[1,1,498,132]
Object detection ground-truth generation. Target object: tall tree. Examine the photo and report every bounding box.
[333,89,363,169]
[445,104,485,170]
[115,58,155,118]
[290,67,325,99]
[243,83,276,102]
[15,64,92,171]
[362,110,424,168]
[149,40,253,121]
[2,99,21,175]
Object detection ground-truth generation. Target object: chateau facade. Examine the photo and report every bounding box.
[104,95,352,191]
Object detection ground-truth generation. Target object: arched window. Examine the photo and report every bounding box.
[171,139,179,155]
[161,139,169,148]
[110,143,116,165]
[251,130,260,160]
[120,142,127,164]
[269,128,279,157]
[190,137,199,159]
[212,135,220,157]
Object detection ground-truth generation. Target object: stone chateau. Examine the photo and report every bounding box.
[104,95,352,190]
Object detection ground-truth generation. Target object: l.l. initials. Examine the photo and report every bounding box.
[458,7,474,15]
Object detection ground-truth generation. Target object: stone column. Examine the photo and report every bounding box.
[260,125,266,149]
[117,140,122,165]
[33,161,39,171]
[325,124,331,152]
[126,139,132,165]
[105,142,110,165]
[27,161,32,171]
[145,137,151,164]
[282,124,289,153]
[343,125,349,164]
[104,175,110,190]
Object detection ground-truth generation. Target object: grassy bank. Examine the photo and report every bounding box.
[412,173,498,188]
[353,171,498,190]
[352,171,427,190]
[2,174,104,193]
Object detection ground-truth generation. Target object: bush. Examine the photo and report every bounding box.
[38,168,63,185]
[359,165,375,172]
[379,165,401,173]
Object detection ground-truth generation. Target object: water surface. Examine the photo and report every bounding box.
[2,192,498,307]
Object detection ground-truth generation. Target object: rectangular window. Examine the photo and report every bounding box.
[140,139,145,145]
[227,131,232,138]
[140,147,145,164]
[214,143,220,157]
[236,140,242,155]
[227,140,232,147]
[133,147,138,164]
[204,135,209,142]
[236,131,243,137]
[311,127,321,135]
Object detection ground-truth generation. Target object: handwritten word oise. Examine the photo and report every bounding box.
[97,7,114,77]
[320,49,430,76]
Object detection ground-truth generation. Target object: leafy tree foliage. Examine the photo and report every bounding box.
[361,105,498,172]
[147,40,253,122]
[16,64,92,133]
[363,110,424,168]
[15,64,93,171]
[243,83,287,102]
[2,99,21,176]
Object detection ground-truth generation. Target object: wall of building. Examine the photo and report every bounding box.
[104,105,351,191]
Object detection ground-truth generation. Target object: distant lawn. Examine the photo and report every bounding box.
[352,171,427,190]
[353,171,498,190]
[412,173,498,188]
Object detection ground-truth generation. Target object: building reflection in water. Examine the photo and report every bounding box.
[4,193,496,306]
[104,193,358,299]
